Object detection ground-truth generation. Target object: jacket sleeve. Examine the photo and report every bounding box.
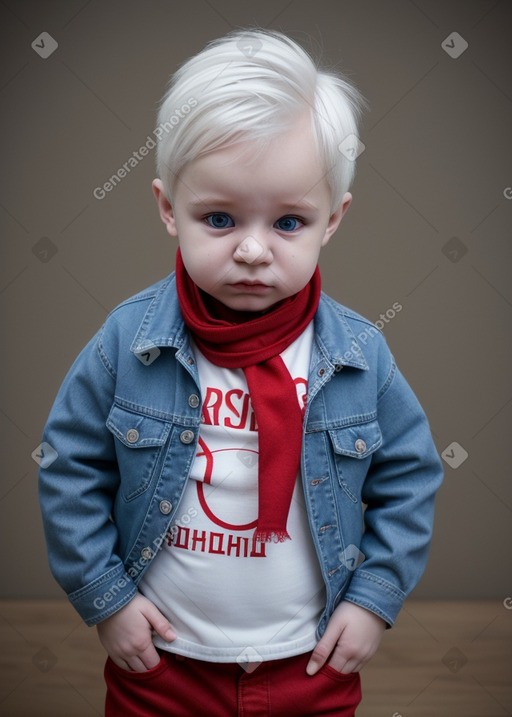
[343,359,444,626]
[38,327,138,626]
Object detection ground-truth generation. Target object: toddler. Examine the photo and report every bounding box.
[39,29,443,716]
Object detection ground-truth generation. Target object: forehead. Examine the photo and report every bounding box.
[176,115,330,207]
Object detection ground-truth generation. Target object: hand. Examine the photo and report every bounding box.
[96,593,176,672]
[306,601,386,675]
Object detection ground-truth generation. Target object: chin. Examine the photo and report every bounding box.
[224,297,277,313]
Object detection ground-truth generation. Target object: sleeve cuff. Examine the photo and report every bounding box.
[343,569,407,627]
[68,564,138,626]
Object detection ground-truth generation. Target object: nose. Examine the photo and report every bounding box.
[234,235,272,265]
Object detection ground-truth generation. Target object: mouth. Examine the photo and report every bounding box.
[230,280,271,293]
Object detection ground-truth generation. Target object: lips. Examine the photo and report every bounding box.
[234,280,268,286]
[230,280,271,292]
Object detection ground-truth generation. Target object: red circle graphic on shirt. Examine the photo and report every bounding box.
[195,436,258,531]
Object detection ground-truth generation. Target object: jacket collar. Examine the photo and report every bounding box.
[130,273,188,355]
[313,293,369,371]
[130,273,369,371]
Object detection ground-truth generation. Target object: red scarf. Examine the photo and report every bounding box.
[175,249,321,542]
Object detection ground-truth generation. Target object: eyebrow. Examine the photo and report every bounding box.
[187,197,319,212]
[187,198,234,210]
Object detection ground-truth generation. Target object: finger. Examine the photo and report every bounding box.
[324,640,354,674]
[142,601,176,642]
[326,653,349,674]
[139,644,162,670]
[111,656,131,671]
[306,634,338,676]
[338,658,357,674]
[331,652,366,675]
[349,656,368,673]
[307,612,350,676]
[126,654,150,673]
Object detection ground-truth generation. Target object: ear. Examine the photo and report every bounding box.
[321,192,352,247]
[152,179,178,237]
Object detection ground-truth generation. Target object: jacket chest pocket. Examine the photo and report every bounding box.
[106,404,172,501]
[328,420,382,502]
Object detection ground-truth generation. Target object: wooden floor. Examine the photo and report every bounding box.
[0,599,510,716]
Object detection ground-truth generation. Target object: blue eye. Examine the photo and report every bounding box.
[205,213,234,229]
[275,216,301,232]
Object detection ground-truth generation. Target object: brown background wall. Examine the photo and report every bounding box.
[1,0,510,600]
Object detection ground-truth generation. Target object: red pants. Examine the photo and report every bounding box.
[105,650,361,716]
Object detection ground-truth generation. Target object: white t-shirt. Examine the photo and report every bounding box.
[139,322,325,663]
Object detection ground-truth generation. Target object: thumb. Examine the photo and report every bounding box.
[306,638,333,676]
[142,600,176,642]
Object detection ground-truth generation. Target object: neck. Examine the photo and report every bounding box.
[200,288,285,324]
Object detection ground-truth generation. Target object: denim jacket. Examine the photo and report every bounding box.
[39,272,443,634]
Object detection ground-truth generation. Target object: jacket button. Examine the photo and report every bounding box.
[355,439,366,454]
[141,547,153,561]
[180,429,195,444]
[188,394,200,408]
[126,429,139,443]
[318,368,325,376]
[159,500,172,515]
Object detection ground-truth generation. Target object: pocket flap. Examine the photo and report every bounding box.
[106,404,171,448]
[329,420,382,459]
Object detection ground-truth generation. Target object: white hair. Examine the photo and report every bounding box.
[155,29,366,212]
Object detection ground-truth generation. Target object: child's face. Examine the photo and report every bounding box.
[153,114,351,312]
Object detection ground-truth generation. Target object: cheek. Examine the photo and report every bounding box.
[179,246,221,290]
[285,246,320,277]
[289,256,321,292]
[179,244,201,275]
